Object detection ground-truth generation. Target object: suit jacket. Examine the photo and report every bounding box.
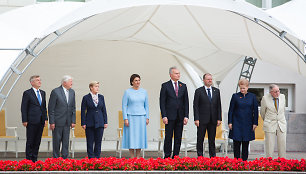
[160,80,189,120]
[193,86,222,124]
[260,93,287,133]
[81,93,108,128]
[48,86,76,127]
[122,88,149,120]
[21,88,47,124]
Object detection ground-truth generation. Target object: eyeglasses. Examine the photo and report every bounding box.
[271,90,280,93]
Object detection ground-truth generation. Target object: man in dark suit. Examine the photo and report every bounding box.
[160,66,189,158]
[21,75,48,162]
[48,75,76,159]
[193,73,222,158]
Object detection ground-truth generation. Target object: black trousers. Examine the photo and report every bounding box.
[85,127,104,158]
[164,118,183,158]
[26,123,44,162]
[196,122,217,158]
[233,140,249,161]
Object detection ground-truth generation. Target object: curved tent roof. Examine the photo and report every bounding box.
[0,0,305,109]
[267,0,306,42]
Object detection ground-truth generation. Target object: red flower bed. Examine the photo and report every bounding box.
[0,157,305,171]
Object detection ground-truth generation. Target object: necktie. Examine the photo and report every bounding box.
[174,82,178,97]
[274,98,278,112]
[207,88,212,102]
[36,90,42,105]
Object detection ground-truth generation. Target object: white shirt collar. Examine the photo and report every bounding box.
[62,86,69,92]
[90,92,98,97]
[171,79,179,90]
[204,85,213,98]
[204,85,212,90]
[171,79,178,84]
[32,87,41,98]
[32,87,39,92]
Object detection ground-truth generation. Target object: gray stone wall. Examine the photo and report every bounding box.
[286,113,306,152]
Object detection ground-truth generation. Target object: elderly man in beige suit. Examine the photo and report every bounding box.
[260,84,287,158]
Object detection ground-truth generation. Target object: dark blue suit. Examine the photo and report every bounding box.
[193,86,222,157]
[81,93,108,158]
[21,88,47,162]
[228,92,258,161]
[160,80,189,158]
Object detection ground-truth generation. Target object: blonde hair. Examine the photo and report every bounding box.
[89,81,99,89]
[238,78,249,87]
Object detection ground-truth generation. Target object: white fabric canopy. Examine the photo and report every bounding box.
[0,0,305,108]
[267,0,306,42]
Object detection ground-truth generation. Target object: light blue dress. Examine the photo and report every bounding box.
[122,88,149,149]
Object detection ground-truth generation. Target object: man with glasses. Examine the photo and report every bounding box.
[260,84,287,158]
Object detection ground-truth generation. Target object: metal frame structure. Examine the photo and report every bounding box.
[0,8,305,111]
[0,18,87,111]
[235,12,306,63]
[236,57,257,92]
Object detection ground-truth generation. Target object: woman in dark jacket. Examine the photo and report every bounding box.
[81,81,108,158]
[228,78,258,161]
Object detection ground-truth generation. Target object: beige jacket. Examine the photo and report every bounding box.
[260,93,287,133]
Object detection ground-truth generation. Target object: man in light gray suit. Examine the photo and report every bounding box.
[48,75,76,159]
[260,84,287,158]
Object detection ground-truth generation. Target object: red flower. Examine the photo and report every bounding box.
[0,157,304,171]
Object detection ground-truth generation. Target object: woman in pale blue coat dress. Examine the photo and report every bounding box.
[122,74,149,158]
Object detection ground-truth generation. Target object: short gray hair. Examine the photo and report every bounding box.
[269,84,279,92]
[169,66,178,74]
[29,75,40,82]
[61,75,73,84]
